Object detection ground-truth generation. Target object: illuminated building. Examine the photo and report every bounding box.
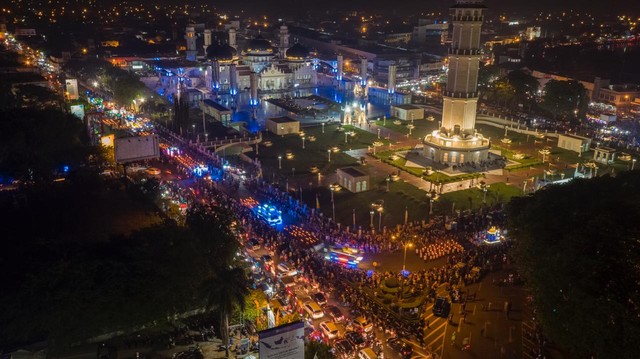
[422,0,491,165]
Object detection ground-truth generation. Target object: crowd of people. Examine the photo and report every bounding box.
[144,133,523,356]
[418,239,464,261]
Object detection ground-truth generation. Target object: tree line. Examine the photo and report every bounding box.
[478,64,589,124]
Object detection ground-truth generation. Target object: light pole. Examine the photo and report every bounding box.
[322,122,325,133]
[278,155,282,170]
[377,128,381,139]
[302,136,306,149]
[202,106,207,138]
[327,149,331,163]
[345,132,348,143]
[377,207,383,232]
[482,183,488,204]
[370,210,374,228]
[402,242,414,273]
[331,187,336,221]
[633,159,637,170]
[386,177,390,192]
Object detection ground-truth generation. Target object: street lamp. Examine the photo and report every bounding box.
[330,186,336,221]
[386,177,390,192]
[377,207,383,232]
[633,158,637,170]
[402,242,414,273]
[302,136,306,149]
[278,155,282,169]
[482,183,488,204]
[322,122,325,133]
[327,149,331,163]
[377,128,381,139]
[370,210,374,228]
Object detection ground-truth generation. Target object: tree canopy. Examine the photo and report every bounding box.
[507,171,640,358]
[0,107,96,182]
[541,79,588,122]
[0,196,247,349]
[304,340,335,359]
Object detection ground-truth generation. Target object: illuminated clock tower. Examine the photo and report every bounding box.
[423,0,490,165]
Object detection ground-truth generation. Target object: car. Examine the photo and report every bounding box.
[261,254,274,266]
[433,296,451,318]
[280,275,297,288]
[319,321,340,340]
[256,204,282,226]
[352,316,373,333]
[311,292,327,306]
[276,262,298,276]
[257,282,274,298]
[303,302,325,319]
[334,339,355,358]
[345,331,366,348]
[357,348,378,359]
[386,338,412,359]
[325,305,344,322]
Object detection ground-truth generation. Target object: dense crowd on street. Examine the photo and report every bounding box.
[130,126,520,357]
[182,169,512,346]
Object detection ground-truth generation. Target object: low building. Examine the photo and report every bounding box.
[557,133,591,154]
[201,99,232,125]
[391,104,424,121]
[593,146,616,164]
[266,116,300,135]
[336,167,370,193]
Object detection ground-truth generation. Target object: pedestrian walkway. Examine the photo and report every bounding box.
[345,148,433,192]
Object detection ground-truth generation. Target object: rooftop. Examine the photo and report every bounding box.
[203,99,232,112]
[338,166,368,178]
[268,116,299,124]
[559,133,591,141]
[392,104,421,110]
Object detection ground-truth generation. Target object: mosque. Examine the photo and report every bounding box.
[152,25,318,103]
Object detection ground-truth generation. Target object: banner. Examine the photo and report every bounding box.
[258,321,304,359]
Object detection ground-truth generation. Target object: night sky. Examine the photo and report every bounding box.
[197,0,637,16]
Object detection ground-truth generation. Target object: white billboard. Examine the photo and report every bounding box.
[258,321,304,359]
[70,104,85,119]
[114,135,160,163]
[65,79,79,100]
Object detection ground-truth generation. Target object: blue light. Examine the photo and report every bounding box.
[255,203,282,226]
[193,164,209,177]
[62,165,69,173]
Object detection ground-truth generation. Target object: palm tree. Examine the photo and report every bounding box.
[202,266,250,358]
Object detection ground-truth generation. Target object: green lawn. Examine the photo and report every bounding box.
[296,179,431,227]
[306,179,521,226]
[374,149,425,177]
[374,118,438,140]
[439,182,523,212]
[248,124,391,178]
